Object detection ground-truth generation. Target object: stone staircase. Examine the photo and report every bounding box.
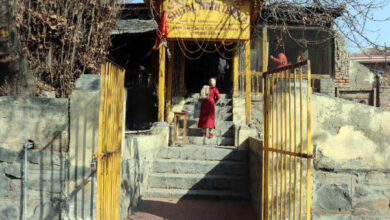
[144,94,251,200]
[182,93,235,146]
[144,145,250,200]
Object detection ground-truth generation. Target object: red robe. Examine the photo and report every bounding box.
[198,86,220,129]
[271,53,288,68]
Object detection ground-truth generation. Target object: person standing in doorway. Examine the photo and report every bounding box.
[217,52,230,92]
[198,78,220,138]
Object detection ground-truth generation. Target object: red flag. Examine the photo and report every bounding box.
[153,10,168,50]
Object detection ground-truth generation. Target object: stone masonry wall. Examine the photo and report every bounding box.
[379,75,390,110]
[0,96,68,219]
[64,75,100,220]
[311,94,390,219]
[334,32,350,88]
[120,134,165,219]
[249,93,390,219]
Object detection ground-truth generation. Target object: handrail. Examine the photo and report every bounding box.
[262,60,308,76]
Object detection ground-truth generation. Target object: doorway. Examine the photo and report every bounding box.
[183,42,233,94]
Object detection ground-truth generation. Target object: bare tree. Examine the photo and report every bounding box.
[13,0,122,97]
[256,0,390,52]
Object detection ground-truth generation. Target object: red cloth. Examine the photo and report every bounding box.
[271,53,288,68]
[198,86,220,129]
[153,10,168,50]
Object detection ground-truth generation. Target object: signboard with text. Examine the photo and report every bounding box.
[166,0,250,40]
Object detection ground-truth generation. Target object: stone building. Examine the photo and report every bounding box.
[345,48,390,109]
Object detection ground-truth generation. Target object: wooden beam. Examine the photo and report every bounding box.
[158,44,165,122]
[179,51,186,94]
[245,39,251,125]
[165,42,174,122]
[233,45,239,95]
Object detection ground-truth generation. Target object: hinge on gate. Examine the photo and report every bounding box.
[91,153,98,171]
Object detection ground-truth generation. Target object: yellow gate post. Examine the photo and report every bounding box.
[261,61,312,220]
[245,39,251,125]
[165,42,174,122]
[158,43,166,122]
[262,26,268,77]
[233,44,239,96]
[96,62,125,220]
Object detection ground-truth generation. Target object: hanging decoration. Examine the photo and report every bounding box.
[153,10,168,50]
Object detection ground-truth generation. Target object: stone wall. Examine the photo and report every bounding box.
[120,134,165,219]
[64,75,100,220]
[334,32,350,88]
[379,75,390,110]
[248,93,390,219]
[0,96,68,219]
[311,94,390,219]
[248,137,262,220]
[319,78,335,96]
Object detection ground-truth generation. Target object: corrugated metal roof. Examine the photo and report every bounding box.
[111,19,157,35]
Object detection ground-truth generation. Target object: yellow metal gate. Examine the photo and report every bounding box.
[96,62,125,220]
[261,60,313,220]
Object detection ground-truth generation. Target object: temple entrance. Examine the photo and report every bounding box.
[184,42,233,95]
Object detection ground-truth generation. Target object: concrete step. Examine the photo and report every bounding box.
[187,136,234,146]
[187,93,232,100]
[149,173,249,191]
[157,145,248,162]
[184,112,233,122]
[153,159,248,176]
[185,98,232,105]
[183,105,233,114]
[195,112,233,120]
[186,119,233,129]
[144,188,250,200]
[187,127,233,137]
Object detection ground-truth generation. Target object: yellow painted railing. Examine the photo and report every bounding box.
[96,62,125,220]
[261,60,312,220]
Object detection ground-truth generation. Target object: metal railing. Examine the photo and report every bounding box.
[261,60,312,220]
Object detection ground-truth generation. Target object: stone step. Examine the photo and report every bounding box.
[187,127,233,137]
[182,112,233,122]
[186,119,233,129]
[144,188,250,200]
[183,105,233,114]
[149,173,249,191]
[153,159,248,176]
[187,136,234,146]
[187,93,232,100]
[157,145,248,162]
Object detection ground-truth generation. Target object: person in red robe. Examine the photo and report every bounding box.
[270,37,288,69]
[198,78,220,138]
[271,53,288,69]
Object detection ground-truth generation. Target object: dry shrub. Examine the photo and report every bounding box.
[16,0,121,97]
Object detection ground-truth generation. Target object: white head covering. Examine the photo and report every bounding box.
[209,78,216,87]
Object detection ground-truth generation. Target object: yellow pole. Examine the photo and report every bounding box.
[293,68,297,220]
[262,26,268,95]
[165,42,174,122]
[158,0,167,122]
[306,61,312,220]
[275,75,279,220]
[271,74,275,220]
[245,40,251,125]
[158,42,166,122]
[299,66,303,220]
[233,45,239,95]
[179,51,186,95]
